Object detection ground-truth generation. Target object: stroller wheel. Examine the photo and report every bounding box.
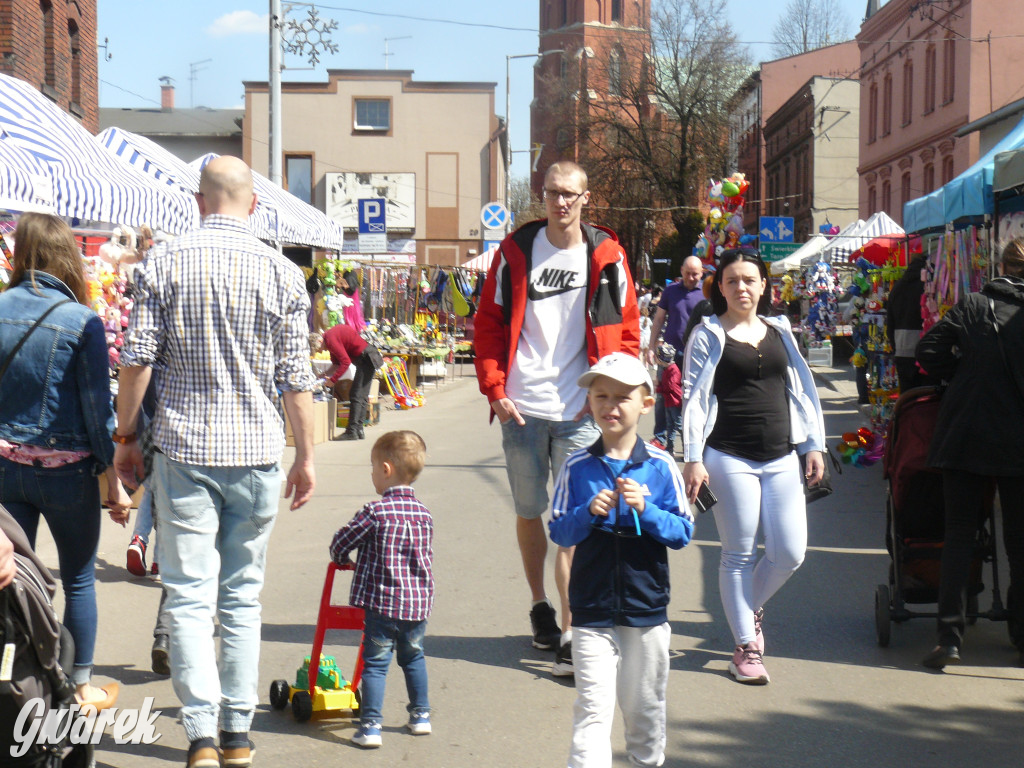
[875,584,892,647]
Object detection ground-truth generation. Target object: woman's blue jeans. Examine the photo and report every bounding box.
[359,608,430,726]
[0,456,100,685]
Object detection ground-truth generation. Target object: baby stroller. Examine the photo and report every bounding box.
[0,506,93,768]
[874,386,1008,646]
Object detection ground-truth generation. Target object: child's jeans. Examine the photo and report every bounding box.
[569,623,670,768]
[654,401,681,453]
[359,608,430,725]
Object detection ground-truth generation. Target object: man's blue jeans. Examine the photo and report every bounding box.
[358,608,429,726]
[151,452,281,741]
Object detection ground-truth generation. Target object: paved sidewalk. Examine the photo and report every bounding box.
[22,370,1024,767]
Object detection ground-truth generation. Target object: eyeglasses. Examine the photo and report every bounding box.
[543,188,585,205]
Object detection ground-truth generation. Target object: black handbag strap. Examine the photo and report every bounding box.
[989,297,1024,406]
[0,299,72,385]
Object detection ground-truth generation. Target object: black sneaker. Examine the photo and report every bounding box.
[551,641,573,677]
[529,601,561,650]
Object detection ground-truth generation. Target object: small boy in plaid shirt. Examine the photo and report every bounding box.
[329,430,433,748]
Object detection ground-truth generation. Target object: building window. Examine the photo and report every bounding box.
[611,0,623,22]
[40,0,55,89]
[609,49,622,97]
[285,154,313,204]
[901,172,912,211]
[354,99,390,131]
[923,163,935,193]
[881,179,891,213]
[902,60,913,126]
[68,19,81,107]
[924,44,936,113]
[882,73,892,136]
[868,82,878,143]
[868,185,876,214]
[556,127,571,150]
[942,154,955,184]
[943,36,955,104]
[561,0,568,26]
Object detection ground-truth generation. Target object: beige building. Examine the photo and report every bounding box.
[764,76,861,241]
[243,69,505,265]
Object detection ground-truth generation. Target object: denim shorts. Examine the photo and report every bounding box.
[501,414,600,519]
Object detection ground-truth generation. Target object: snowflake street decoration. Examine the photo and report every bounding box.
[283,6,339,68]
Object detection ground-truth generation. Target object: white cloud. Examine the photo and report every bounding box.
[344,24,371,35]
[206,10,268,38]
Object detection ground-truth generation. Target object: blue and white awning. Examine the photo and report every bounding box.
[821,212,903,263]
[0,130,54,212]
[97,127,201,198]
[0,74,194,232]
[190,153,346,250]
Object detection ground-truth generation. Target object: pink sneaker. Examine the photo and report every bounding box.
[729,643,770,684]
[753,608,764,654]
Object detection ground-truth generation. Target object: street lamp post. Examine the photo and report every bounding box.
[505,50,563,214]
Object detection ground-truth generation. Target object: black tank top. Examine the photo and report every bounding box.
[706,323,791,461]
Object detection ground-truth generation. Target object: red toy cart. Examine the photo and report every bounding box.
[269,562,365,721]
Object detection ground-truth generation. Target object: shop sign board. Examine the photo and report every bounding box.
[760,242,801,262]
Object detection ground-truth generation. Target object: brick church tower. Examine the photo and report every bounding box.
[530,1,651,194]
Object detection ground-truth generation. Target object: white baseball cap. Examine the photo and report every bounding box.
[577,352,653,392]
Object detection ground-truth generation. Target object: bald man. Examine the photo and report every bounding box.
[647,256,706,366]
[115,155,316,768]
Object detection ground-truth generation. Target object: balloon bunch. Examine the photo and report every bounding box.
[694,173,752,262]
[837,428,884,467]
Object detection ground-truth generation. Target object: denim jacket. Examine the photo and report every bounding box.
[0,271,115,468]
[681,314,826,463]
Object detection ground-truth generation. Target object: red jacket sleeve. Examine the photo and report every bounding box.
[618,249,640,356]
[472,249,510,402]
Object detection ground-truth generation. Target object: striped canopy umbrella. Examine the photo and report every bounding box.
[0,74,194,232]
[97,126,201,198]
[0,130,54,212]
[190,153,346,250]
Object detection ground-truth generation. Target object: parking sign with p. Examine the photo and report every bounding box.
[358,198,386,233]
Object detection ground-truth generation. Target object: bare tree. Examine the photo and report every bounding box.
[770,0,854,58]
[508,175,545,227]
[537,0,749,251]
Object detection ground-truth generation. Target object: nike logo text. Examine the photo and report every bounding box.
[528,268,583,300]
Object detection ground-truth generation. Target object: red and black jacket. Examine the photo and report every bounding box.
[474,219,640,405]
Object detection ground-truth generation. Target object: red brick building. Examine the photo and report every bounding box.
[530,0,651,193]
[0,0,99,133]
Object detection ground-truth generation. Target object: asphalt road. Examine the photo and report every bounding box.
[26,365,1024,767]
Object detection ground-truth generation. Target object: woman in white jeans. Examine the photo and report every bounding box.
[681,249,825,684]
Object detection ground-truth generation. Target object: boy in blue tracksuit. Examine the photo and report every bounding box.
[549,352,692,768]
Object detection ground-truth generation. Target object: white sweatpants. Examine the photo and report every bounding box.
[568,623,670,768]
[703,446,807,646]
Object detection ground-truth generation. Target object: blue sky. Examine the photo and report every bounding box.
[96,0,871,180]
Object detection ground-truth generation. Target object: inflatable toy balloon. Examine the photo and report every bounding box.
[721,181,739,198]
[739,233,757,245]
[709,182,725,204]
[709,207,724,225]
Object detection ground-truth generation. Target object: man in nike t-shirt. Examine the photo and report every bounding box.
[474,161,639,677]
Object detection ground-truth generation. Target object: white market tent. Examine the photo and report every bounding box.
[821,212,903,263]
[0,74,194,232]
[0,132,55,213]
[769,233,829,275]
[190,153,347,250]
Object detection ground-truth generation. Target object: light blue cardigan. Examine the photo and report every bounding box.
[680,314,826,463]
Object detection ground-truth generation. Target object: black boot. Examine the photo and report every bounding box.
[347,401,366,440]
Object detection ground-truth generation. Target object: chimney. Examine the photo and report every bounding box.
[159,76,175,110]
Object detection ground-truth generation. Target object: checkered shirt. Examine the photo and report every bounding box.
[120,215,315,467]
[329,486,434,621]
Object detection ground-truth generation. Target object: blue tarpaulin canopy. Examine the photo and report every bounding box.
[904,113,1024,232]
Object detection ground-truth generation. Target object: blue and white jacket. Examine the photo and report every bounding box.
[680,314,826,463]
[549,437,693,628]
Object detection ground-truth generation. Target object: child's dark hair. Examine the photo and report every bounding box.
[372,430,427,483]
[710,247,772,316]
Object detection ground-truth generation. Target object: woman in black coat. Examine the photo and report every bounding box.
[915,238,1024,669]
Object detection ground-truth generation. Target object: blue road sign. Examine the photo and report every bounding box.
[759,216,794,243]
[358,198,386,234]
[481,202,509,230]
